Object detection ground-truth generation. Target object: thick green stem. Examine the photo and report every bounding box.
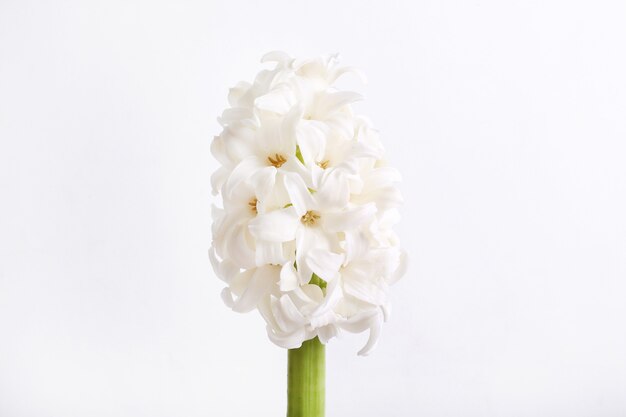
[287,337,325,417]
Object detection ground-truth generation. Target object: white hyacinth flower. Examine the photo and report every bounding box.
[210,52,406,356]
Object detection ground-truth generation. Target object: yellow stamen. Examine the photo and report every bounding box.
[300,210,320,226]
[248,198,258,214]
[267,153,287,168]
[316,160,329,169]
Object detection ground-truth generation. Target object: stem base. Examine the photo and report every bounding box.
[287,337,325,417]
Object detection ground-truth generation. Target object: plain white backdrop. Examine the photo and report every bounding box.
[1,0,626,416]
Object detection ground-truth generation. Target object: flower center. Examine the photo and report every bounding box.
[248,198,258,214]
[267,153,287,168]
[300,210,320,226]
[316,160,329,169]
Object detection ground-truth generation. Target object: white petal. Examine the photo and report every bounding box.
[209,247,239,283]
[280,158,313,187]
[280,262,299,292]
[227,81,251,107]
[267,325,307,349]
[283,173,315,216]
[248,206,300,242]
[342,272,387,306]
[249,166,277,202]
[272,294,306,332]
[348,141,383,160]
[255,87,295,114]
[225,224,256,269]
[316,91,363,118]
[317,324,340,344]
[357,312,382,356]
[296,122,326,165]
[322,203,377,233]
[232,266,278,313]
[220,124,257,163]
[221,287,235,308]
[340,309,383,356]
[210,166,230,195]
[343,230,369,265]
[314,169,351,210]
[305,249,343,283]
[210,135,230,166]
[369,187,404,211]
[366,167,403,186]
[294,228,319,285]
[261,51,292,64]
[325,113,355,139]
[295,284,324,304]
[280,103,304,152]
[340,309,378,333]
[223,157,265,200]
[330,66,367,84]
[229,269,254,296]
[381,302,391,322]
[255,240,286,266]
[389,249,408,285]
[218,108,254,126]
[258,296,280,330]
[310,278,342,328]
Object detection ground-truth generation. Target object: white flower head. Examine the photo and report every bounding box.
[210,52,406,355]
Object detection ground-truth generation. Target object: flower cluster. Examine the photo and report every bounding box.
[210,52,406,355]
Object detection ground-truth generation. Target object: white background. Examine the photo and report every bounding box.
[1,0,625,416]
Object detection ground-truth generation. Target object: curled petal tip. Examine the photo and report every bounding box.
[261,50,292,64]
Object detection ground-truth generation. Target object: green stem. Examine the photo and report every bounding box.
[287,337,325,417]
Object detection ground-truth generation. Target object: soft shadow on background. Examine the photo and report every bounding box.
[1,0,625,416]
